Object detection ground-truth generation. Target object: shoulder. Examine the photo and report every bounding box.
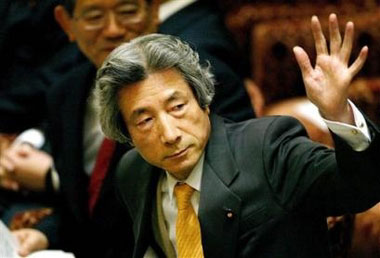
[116,149,144,180]
[116,148,152,190]
[226,115,307,142]
[46,61,95,106]
[159,2,228,44]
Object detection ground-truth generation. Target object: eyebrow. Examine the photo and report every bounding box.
[130,108,148,122]
[165,91,185,104]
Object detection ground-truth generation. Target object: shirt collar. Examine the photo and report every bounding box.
[163,152,205,203]
[159,0,197,22]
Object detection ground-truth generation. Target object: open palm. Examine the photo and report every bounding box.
[294,14,368,123]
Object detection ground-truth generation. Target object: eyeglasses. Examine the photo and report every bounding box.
[74,4,143,31]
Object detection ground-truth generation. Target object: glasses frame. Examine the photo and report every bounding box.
[73,5,145,31]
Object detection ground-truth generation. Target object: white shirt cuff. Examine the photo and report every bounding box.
[323,100,371,151]
[13,128,45,149]
[50,165,60,192]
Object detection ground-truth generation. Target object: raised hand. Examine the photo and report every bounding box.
[293,13,368,124]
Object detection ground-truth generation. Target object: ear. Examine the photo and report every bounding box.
[205,106,210,115]
[54,5,76,42]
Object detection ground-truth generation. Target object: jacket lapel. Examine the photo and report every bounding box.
[59,62,97,222]
[198,115,242,258]
[124,156,163,258]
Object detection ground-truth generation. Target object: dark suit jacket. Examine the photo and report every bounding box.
[0,0,84,133]
[46,61,133,258]
[116,114,380,258]
[159,1,255,122]
[0,1,253,134]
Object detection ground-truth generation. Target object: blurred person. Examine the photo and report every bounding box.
[94,13,380,257]
[0,0,84,134]
[0,130,60,257]
[44,1,160,257]
[1,0,160,257]
[0,2,84,251]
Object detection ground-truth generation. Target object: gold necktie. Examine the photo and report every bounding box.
[174,183,204,258]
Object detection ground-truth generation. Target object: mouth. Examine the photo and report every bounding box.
[166,147,189,159]
[102,47,117,52]
[102,44,122,52]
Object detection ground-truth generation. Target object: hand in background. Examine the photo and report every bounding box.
[0,144,52,192]
[293,13,368,125]
[12,228,49,257]
[0,133,17,154]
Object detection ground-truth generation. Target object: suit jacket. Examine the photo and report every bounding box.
[116,114,380,258]
[0,0,84,133]
[46,61,133,258]
[159,1,255,122]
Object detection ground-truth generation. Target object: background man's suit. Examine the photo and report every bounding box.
[116,114,380,258]
[46,61,133,258]
[0,0,84,133]
[0,0,254,133]
[159,0,255,121]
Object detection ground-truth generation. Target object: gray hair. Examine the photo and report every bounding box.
[94,33,215,144]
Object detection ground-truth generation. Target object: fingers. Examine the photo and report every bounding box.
[341,21,354,64]
[293,46,313,79]
[13,229,49,257]
[349,46,368,77]
[329,13,342,56]
[15,144,33,157]
[0,178,20,191]
[0,144,33,172]
[0,162,19,191]
[0,147,17,172]
[0,154,15,172]
[311,15,328,56]
[317,13,356,66]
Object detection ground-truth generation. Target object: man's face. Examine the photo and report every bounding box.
[58,0,159,68]
[118,69,211,180]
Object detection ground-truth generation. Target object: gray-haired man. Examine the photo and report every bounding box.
[95,14,380,258]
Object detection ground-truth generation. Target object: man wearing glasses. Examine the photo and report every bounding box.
[9,0,160,257]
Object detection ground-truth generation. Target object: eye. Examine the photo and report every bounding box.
[117,5,139,18]
[83,11,104,22]
[172,103,185,112]
[136,117,153,128]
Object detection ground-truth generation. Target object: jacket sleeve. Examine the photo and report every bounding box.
[263,116,380,216]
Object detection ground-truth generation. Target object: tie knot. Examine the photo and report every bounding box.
[174,183,195,210]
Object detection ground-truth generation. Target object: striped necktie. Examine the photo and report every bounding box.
[174,183,204,258]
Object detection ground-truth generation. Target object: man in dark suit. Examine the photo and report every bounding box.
[94,14,380,258]
[34,0,160,257]
[0,0,84,133]
[1,0,160,257]
[2,0,256,256]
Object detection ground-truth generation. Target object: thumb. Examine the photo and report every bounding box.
[293,46,313,79]
[16,144,34,157]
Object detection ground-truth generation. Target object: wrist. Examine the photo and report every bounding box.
[320,101,354,125]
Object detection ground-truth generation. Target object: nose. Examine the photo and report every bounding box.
[102,12,125,38]
[159,115,181,145]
